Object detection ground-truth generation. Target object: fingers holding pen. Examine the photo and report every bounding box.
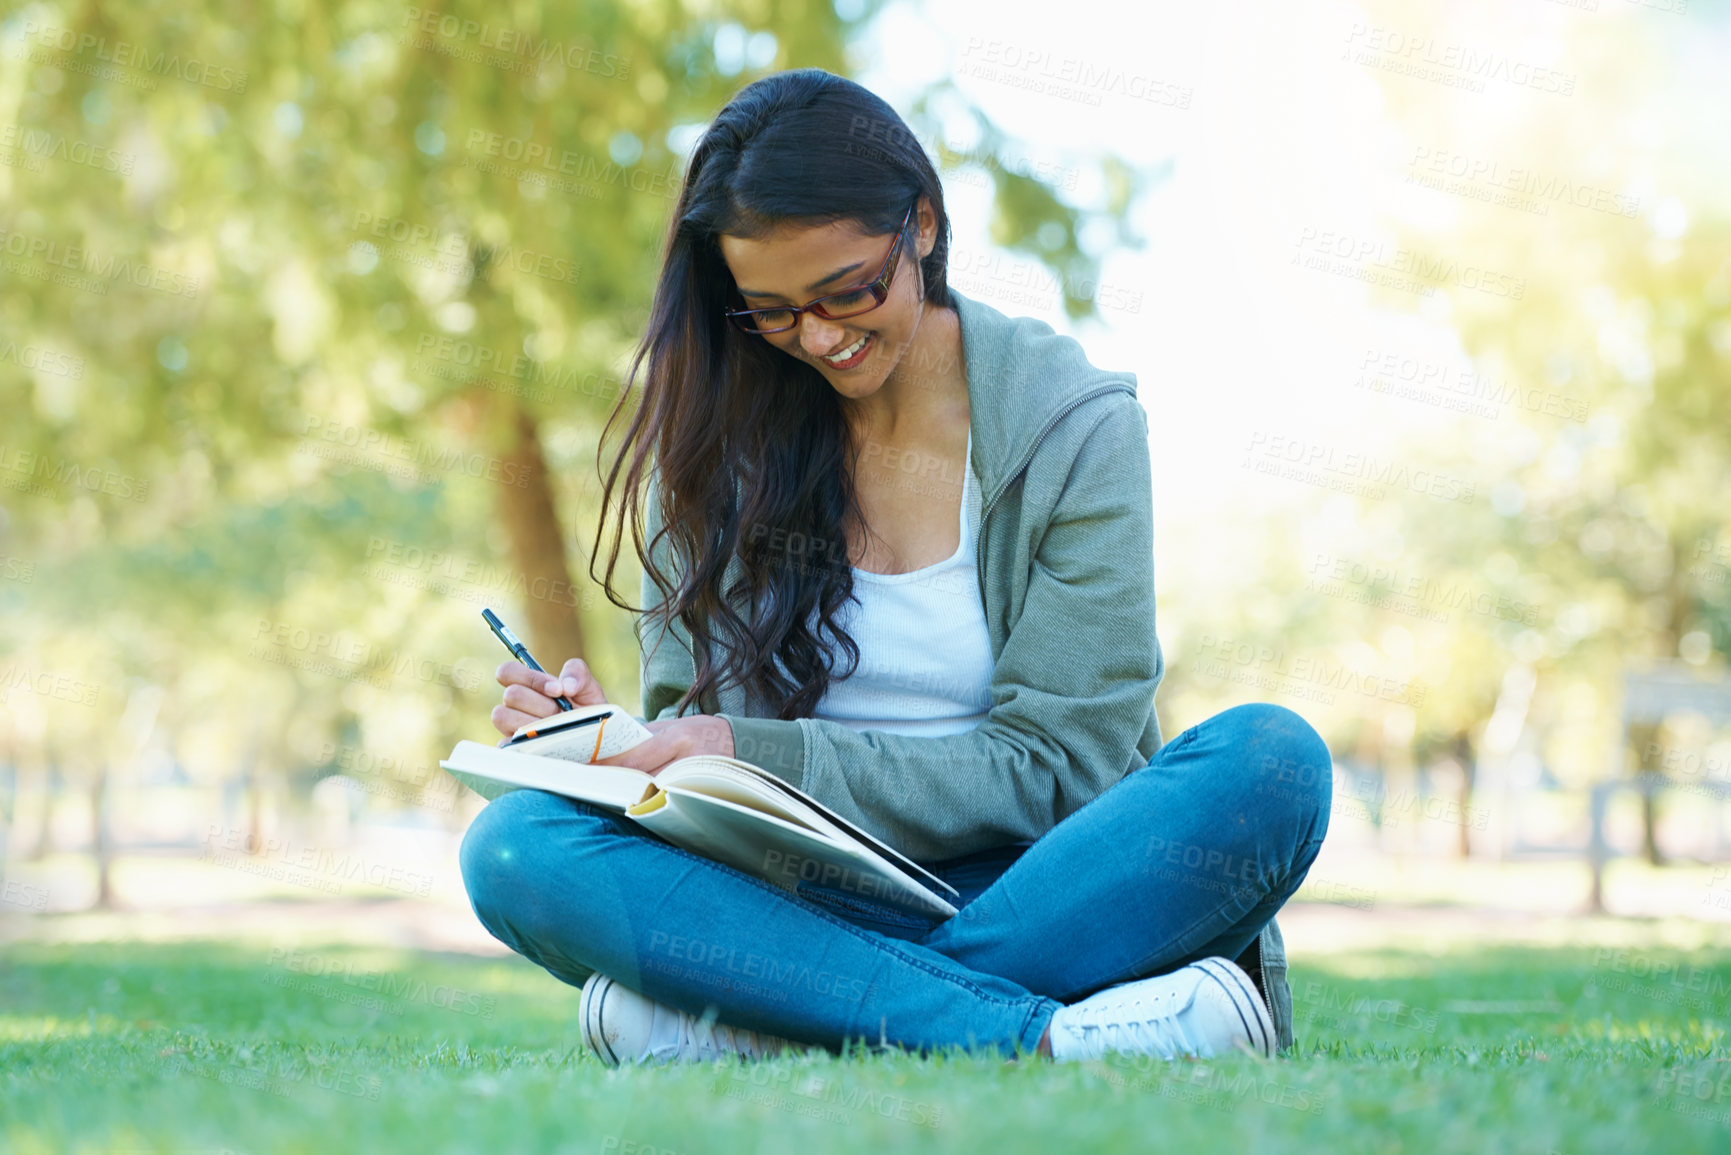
[491,657,610,739]
[492,661,562,738]
[493,657,604,701]
[492,703,550,742]
[501,680,563,716]
[550,657,609,707]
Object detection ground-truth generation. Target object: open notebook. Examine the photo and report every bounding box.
[440,703,960,920]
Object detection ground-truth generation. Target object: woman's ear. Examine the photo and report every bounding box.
[914,197,934,304]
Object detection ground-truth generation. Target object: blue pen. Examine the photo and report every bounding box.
[481,607,576,711]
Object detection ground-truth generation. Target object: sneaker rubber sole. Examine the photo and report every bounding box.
[580,972,623,1067]
[1191,956,1276,1058]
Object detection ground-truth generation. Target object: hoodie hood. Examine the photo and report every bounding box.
[949,285,1139,505]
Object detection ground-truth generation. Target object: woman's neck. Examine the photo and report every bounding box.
[840,300,968,445]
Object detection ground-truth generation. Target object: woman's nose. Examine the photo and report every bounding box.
[798,311,847,357]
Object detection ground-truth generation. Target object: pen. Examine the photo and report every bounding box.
[481,607,576,711]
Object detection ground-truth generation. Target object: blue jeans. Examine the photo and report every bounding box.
[459,702,1332,1057]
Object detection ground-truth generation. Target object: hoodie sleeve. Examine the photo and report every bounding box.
[721,394,1162,861]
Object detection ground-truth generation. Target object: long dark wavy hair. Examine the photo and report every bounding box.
[591,68,954,720]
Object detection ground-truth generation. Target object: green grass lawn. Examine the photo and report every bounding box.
[1,938,1726,1154]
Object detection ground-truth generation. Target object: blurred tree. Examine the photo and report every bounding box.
[1356,0,1731,857]
[0,1,1151,891]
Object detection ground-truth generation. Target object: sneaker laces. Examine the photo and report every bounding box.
[1066,990,1192,1060]
[653,1008,782,1063]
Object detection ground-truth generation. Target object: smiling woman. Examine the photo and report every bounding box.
[462,66,1331,1074]
[593,68,971,720]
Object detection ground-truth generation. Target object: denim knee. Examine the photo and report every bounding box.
[1218,702,1334,824]
[459,787,567,935]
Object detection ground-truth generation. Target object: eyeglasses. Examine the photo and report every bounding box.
[724,202,916,335]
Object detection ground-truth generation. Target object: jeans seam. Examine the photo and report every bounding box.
[1165,727,1200,756]
[564,798,1043,1015]
[795,886,935,929]
[1118,900,1251,989]
[1115,829,1327,988]
[1118,867,1284,988]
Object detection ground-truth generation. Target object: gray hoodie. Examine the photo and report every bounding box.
[637,285,1296,1049]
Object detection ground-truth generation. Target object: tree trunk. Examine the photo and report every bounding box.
[24,743,60,863]
[1639,775,1663,866]
[1630,719,1664,866]
[1453,729,1476,859]
[0,727,12,873]
[242,717,264,855]
[496,401,587,663]
[91,768,114,910]
[1347,720,1390,845]
[1639,534,1702,866]
[10,753,47,863]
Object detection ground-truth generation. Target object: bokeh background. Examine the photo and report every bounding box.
[2,0,1730,1150]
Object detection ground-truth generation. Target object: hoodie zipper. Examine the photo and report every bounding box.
[974,382,1135,605]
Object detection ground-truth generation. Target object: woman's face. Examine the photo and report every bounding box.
[718,201,934,401]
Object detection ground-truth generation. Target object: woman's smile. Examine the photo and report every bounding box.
[818,331,875,369]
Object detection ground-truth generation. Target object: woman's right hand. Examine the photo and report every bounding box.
[491,657,610,740]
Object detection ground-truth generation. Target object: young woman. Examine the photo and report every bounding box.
[460,68,1332,1065]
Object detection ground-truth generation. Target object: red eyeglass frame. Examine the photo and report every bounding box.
[723,201,917,335]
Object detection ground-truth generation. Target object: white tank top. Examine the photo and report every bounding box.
[811,432,995,737]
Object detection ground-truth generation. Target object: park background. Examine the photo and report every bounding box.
[2,0,1729,1152]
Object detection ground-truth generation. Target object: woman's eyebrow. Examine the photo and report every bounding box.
[737,260,867,299]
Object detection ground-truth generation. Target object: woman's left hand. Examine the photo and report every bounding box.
[594,715,734,776]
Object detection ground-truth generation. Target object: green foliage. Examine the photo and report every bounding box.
[1152,1,1731,790]
[1367,3,1731,779]
[0,2,1141,801]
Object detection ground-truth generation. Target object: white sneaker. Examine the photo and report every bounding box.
[1047,957,1276,1062]
[579,972,821,1066]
